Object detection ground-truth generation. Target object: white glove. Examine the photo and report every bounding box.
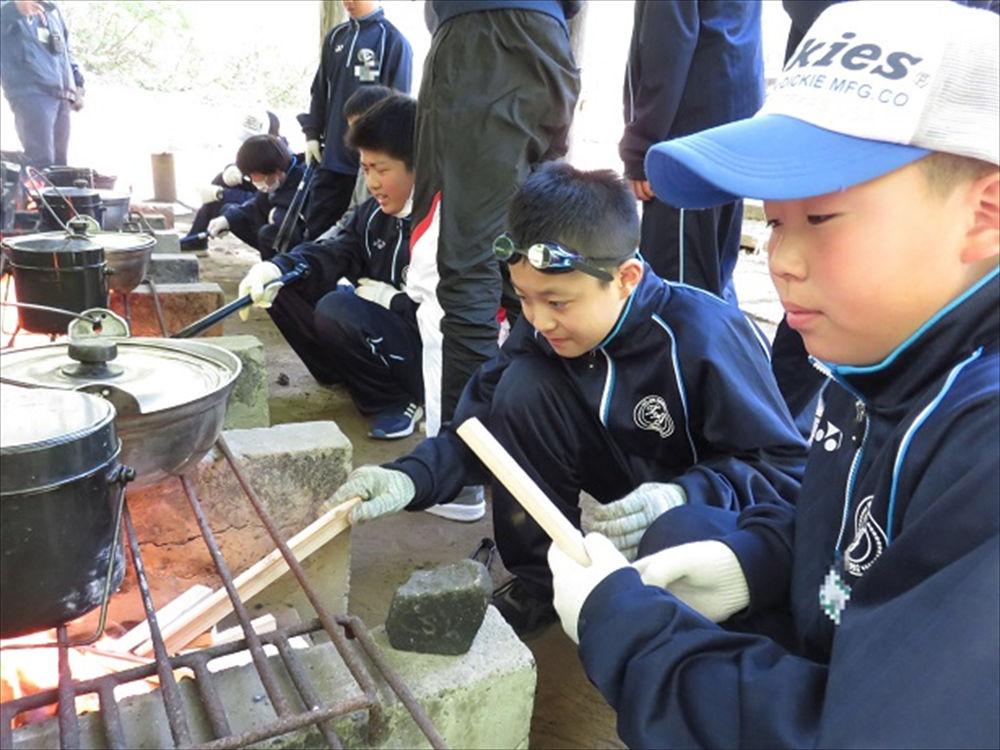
[548,533,629,644]
[590,483,687,561]
[222,164,244,187]
[198,184,223,204]
[305,139,323,166]
[354,277,401,310]
[207,215,230,238]
[633,540,749,623]
[324,466,416,524]
[237,261,283,321]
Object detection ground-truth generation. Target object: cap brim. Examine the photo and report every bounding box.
[645,114,931,208]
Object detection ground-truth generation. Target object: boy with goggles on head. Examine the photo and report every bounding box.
[325,160,806,637]
[546,3,999,747]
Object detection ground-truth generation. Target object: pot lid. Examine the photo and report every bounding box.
[1,230,102,254]
[42,185,99,198]
[96,189,131,201]
[0,339,239,416]
[1,383,115,450]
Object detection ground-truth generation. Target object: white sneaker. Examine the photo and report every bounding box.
[425,485,486,522]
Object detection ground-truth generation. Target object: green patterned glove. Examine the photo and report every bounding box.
[590,482,687,560]
[326,466,416,523]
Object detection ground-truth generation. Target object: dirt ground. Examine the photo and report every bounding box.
[189,227,625,749]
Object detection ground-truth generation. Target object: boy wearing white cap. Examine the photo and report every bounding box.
[547,2,999,747]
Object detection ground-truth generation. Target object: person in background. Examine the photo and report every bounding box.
[405,0,582,521]
[207,134,307,260]
[298,0,411,240]
[0,0,83,168]
[184,111,282,251]
[237,95,424,441]
[620,0,763,303]
[326,162,806,636]
[547,3,999,747]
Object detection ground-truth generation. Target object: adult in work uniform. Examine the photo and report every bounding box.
[0,0,84,168]
[407,0,582,438]
[298,0,412,239]
[621,0,763,303]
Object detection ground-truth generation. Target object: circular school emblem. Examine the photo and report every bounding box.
[633,395,674,438]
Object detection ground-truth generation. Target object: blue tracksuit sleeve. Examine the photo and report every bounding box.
[620,1,698,179]
[272,206,367,291]
[383,32,413,93]
[301,30,334,140]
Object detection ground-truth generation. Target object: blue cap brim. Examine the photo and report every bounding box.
[645,114,931,208]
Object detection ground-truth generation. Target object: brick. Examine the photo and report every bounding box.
[109,281,225,337]
[386,559,492,655]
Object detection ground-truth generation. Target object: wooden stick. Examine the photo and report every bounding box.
[135,496,361,656]
[456,417,590,566]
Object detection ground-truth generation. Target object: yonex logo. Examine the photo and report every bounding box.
[812,420,843,452]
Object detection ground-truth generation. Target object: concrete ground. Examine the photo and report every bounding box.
[182,212,780,750]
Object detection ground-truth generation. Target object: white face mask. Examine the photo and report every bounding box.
[253,179,278,194]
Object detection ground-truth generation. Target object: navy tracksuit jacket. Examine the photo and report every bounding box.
[389,269,807,591]
[577,270,1000,748]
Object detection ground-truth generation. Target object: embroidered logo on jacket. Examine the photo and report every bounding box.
[844,495,887,577]
[355,48,380,82]
[633,396,674,438]
[812,420,843,452]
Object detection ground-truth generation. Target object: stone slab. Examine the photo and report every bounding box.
[13,608,536,750]
[152,230,181,254]
[109,281,224,337]
[386,559,492,655]
[205,334,270,429]
[87,421,354,628]
[147,252,199,283]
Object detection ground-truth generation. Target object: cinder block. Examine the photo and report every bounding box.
[103,421,354,626]
[130,202,175,228]
[109,281,225,337]
[205,334,269,429]
[147,252,199,283]
[386,559,492,655]
[14,608,537,750]
[153,231,181,254]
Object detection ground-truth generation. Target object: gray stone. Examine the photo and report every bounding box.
[147,252,199,283]
[152,230,181,254]
[386,559,492,655]
[203,334,269,428]
[13,608,536,750]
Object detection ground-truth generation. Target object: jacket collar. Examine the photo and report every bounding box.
[826,268,999,405]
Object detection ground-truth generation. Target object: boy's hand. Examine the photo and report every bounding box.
[324,466,416,523]
[198,185,223,204]
[354,278,401,309]
[222,164,244,187]
[237,261,283,320]
[633,540,749,622]
[590,483,686,560]
[207,216,229,238]
[548,533,629,643]
[305,139,323,166]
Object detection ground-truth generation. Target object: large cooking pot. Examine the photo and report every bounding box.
[91,228,155,293]
[41,165,94,188]
[39,182,103,232]
[0,337,242,488]
[0,384,132,638]
[1,229,110,334]
[97,190,131,231]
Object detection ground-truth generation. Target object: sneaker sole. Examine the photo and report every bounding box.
[423,502,486,522]
[368,425,416,439]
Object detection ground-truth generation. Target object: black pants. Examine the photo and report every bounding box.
[640,198,743,304]
[8,93,70,168]
[488,355,674,595]
[267,285,423,415]
[408,8,580,435]
[303,168,354,240]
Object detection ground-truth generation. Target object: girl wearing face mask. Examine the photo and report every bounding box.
[207,134,308,260]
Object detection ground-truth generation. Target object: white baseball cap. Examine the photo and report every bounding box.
[646,1,1000,208]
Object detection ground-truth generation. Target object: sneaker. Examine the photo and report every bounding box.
[491,578,558,638]
[368,403,423,440]
[424,484,486,522]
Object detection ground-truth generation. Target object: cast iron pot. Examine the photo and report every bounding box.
[0,384,132,638]
[41,166,95,188]
[39,183,103,232]
[97,190,131,231]
[1,230,110,334]
[0,337,242,489]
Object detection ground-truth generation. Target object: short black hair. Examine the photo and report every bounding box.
[343,84,395,121]
[236,134,292,175]
[345,94,416,170]
[507,162,639,268]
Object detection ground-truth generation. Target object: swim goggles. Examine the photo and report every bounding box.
[492,233,614,281]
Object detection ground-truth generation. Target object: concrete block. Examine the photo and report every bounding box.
[109,281,224,337]
[152,230,181,254]
[131,202,175,228]
[99,421,354,626]
[386,559,491,655]
[204,334,270,429]
[147,252,199,283]
[14,608,537,750]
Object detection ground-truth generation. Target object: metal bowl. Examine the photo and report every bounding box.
[99,231,156,293]
[0,337,242,488]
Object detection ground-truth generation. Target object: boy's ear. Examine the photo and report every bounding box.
[961,170,1000,264]
[616,257,643,295]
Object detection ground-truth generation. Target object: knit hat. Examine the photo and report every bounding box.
[645,1,1000,208]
